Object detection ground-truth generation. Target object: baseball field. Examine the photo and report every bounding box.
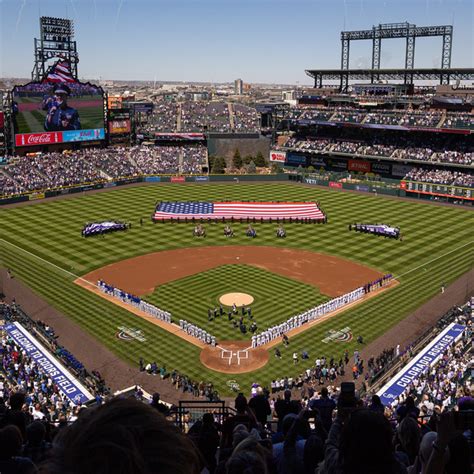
[1,182,473,396]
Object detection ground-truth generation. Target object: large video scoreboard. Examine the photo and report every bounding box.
[401,181,473,201]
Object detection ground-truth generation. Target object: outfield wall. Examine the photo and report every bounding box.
[0,174,289,205]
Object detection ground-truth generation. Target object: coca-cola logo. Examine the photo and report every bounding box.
[27,133,54,144]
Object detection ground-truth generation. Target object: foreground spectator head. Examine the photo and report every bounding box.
[226,436,269,474]
[340,409,401,474]
[0,425,37,473]
[44,397,200,474]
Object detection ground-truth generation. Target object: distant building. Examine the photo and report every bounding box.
[234,78,243,95]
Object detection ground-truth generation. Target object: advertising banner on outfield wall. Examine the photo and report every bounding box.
[269,150,286,163]
[171,176,185,183]
[329,158,347,170]
[371,162,392,174]
[310,156,327,168]
[195,176,209,182]
[286,153,307,166]
[348,159,371,173]
[329,181,343,189]
[392,164,413,177]
[144,176,161,182]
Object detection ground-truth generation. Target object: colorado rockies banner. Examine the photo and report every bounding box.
[4,322,94,405]
[377,323,465,407]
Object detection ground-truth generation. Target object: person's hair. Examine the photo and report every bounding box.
[284,389,292,401]
[26,420,46,446]
[321,387,328,397]
[404,396,415,408]
[202,413,214,425]
[397,416,421,464]
[43,397,200,474]
[227,436,269,474]
[0,425,23,459]
[235,394,248,412]
[225,450,267,474]
[340,409,399,474]
[371,394,382,406]
[9,392,25,411]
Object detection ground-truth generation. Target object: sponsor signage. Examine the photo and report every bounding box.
[322,326,353,343]
[5,322,93,405]
[171,176,186,183]
[329,158,347,170]
[108,108,131,121]
[329,181,343,189]
[62,128,105,142]
[310,157,327,167]
[195,176,209,182]
[108,120,130,135]
[371,162,392,174]
[377,323,465,407]
[304,178,319,185]
[16,132,63,147]
[392,163,413,177]
[269,150,286,163]
[348,159,371,173]
[286,153,307,165]
[355,185,370,192]
[144,176,161,182]
[28,192,45,200]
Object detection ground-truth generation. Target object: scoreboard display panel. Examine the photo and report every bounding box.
[401,181,473,201]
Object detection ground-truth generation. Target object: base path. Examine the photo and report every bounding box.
[82,246,384,298]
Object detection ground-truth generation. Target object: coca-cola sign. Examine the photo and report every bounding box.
[16,132,63,147]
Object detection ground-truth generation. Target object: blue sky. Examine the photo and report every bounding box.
[1,0,472,84]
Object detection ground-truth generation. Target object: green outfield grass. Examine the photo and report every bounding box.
[146,264,329,341]
[0,183,473,395]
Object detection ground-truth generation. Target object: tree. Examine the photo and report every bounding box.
[208,155,215,169]
[232,149,242,169]
[211,156,226,174]
[246,160,257,174]
[271,163,283,174]
[242,155,253,166]
[254,151,266,167]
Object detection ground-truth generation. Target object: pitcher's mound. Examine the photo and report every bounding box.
[219,292,254,307]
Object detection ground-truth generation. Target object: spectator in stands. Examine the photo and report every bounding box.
[43,397,200,474]
[248,387,271,426]
[274,390,301,433]
[320,409,408,474]
[0,425,37,474]
[221,394,257,449]
[397,396,420,422]
[188,412,220,474]
[22,421,51,465]
[309,387,336,432]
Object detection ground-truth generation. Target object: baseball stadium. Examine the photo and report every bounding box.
[0,9,473,474]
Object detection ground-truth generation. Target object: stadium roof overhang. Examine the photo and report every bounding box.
[305,68,474,88]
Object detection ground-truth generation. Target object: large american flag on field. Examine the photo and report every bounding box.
[153,201,325,220]
[43,60,76,83]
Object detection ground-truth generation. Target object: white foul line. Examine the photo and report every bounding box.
[0,238,92,286]
[393,240,474,280]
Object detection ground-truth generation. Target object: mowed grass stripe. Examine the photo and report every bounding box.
[1,183,473,394]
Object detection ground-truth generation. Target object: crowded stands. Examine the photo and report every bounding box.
[0,297,470,473]
[404,168,474,187]
[0,144,209,196]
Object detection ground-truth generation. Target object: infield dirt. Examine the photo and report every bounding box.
[80,246,384,298]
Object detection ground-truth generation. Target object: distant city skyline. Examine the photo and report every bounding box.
[1,0,473,85]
